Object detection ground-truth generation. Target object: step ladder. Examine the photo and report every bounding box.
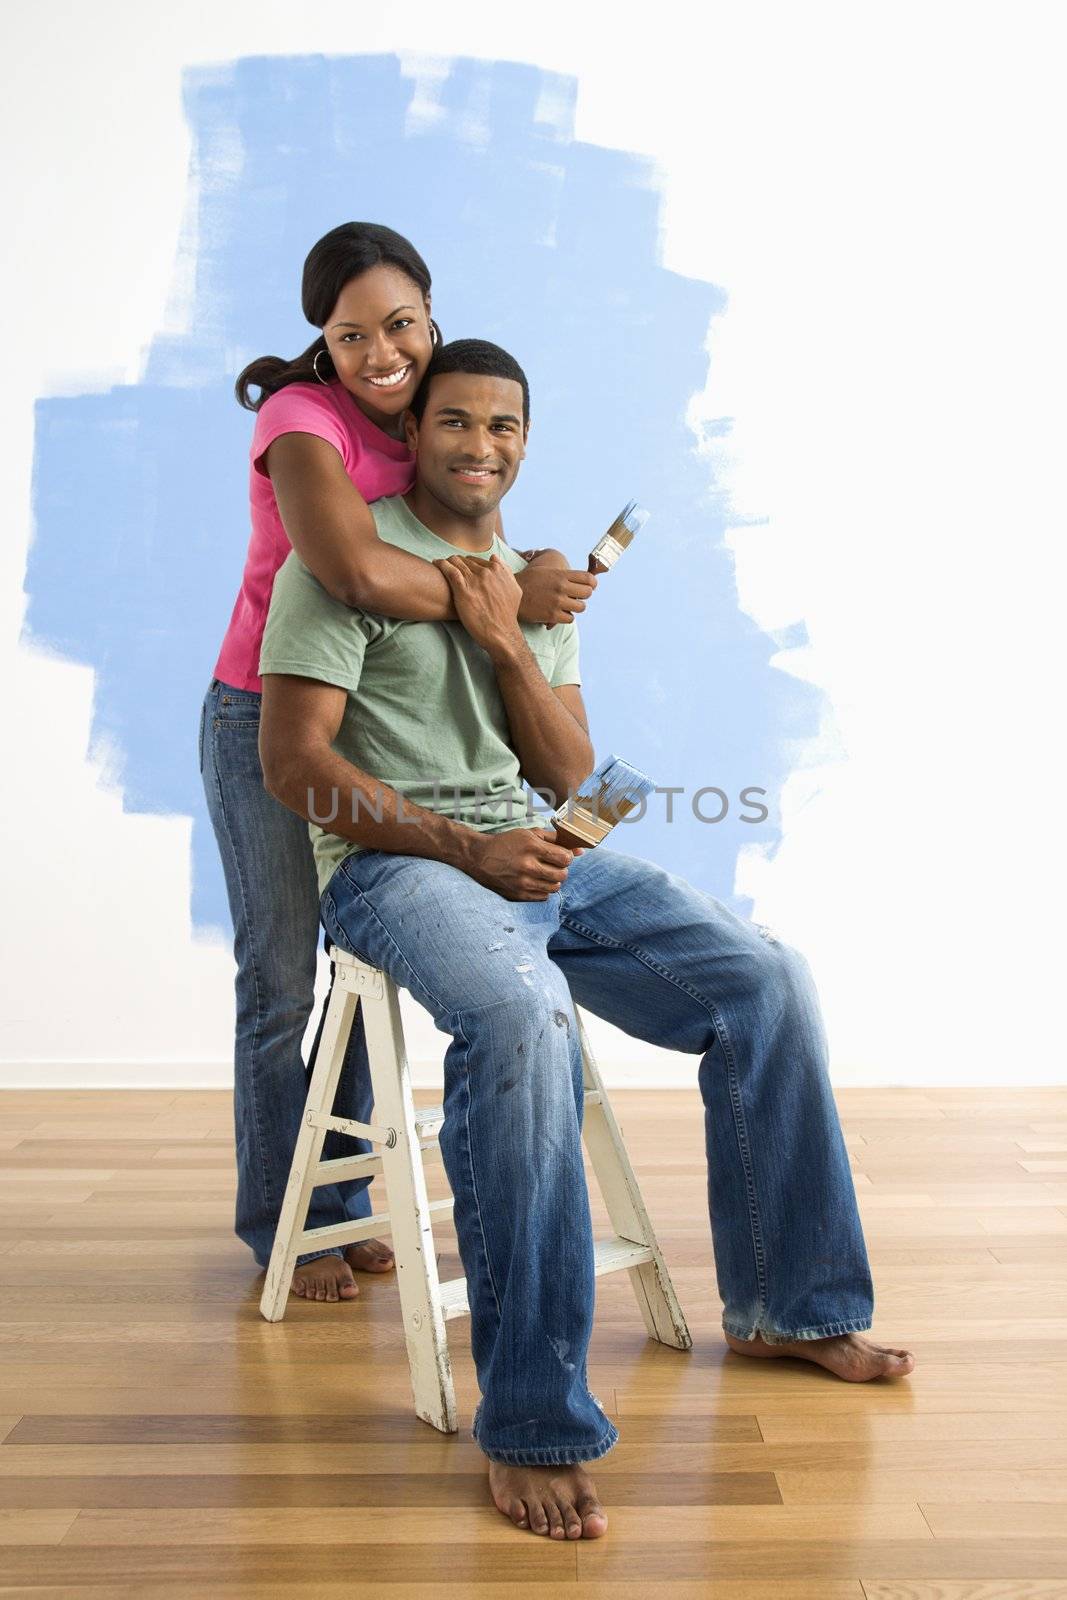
[260,948,691,1432]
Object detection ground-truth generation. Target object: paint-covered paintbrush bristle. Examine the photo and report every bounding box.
[551,754,656,849]
[588,500,650,573]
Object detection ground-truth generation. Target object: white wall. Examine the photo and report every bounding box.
[1,2,1063,1086]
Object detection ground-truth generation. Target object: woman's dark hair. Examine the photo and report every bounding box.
[411,338,530,427]
[234,222,442,412]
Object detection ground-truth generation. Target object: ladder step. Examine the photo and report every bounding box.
[415,1088,601,1141]
[299,1198,454,1252]
[437,1235,653,1321]
[312,1141,440,1185]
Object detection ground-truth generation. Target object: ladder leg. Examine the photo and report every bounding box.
[363,978,458,1434]
[259,983,358,1323]
[578,1013,692,1350]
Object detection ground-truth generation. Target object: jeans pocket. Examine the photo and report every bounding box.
[214,686,262,727]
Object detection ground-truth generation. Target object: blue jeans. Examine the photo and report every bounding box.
[198,678,378,1268]
[320,844,874,1466]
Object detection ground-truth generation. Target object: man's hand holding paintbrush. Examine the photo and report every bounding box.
[509,552,598,625]
[511,492,646,601]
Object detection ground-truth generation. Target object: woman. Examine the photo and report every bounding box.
[199,222,593,1303]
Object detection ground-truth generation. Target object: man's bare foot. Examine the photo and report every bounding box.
[488,1461,608,1539]
[345,1237,395,1274]
[290,1254,359,1302]
[724,1329,915,1380]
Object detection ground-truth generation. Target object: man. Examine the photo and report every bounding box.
[258,339,915,1541]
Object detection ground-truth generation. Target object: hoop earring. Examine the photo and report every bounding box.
[313,348,331,385]
[431,323,439,348]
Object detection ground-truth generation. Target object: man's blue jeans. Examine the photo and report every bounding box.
[199,678,379,1267]
[320,843,875,1467]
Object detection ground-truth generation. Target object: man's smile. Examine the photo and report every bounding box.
[450,464,500,484]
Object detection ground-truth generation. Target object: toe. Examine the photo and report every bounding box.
[348,1239,395,1273]
[577,1494,608,1538]
[560,1498,583,1539]
[525,1498,549,1536]
[545,1499,565,1539]
[338,1279,360,1300]
[511,1498,528,1529]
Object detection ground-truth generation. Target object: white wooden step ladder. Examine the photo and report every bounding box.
[260,948,691,1433]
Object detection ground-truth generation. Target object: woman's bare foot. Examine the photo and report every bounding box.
[290,1255,359,1302]
[345,1238,395,1274]
[488,1461,608,1539]
[724,1329,915,1380]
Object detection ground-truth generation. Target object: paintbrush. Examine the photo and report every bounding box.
[588,500,650,574]
[549,754,656,850]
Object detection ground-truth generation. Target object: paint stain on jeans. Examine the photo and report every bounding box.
[549,1336,576,1372]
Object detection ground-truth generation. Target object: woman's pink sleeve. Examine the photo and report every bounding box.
[251,386,352,478]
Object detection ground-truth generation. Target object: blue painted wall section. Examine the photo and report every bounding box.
[23,54,824,937]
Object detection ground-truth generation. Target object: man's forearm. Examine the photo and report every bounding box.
[265,741,479,871]
[488,635,594,805]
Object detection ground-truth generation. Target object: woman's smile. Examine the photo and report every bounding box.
[364,362,414,391]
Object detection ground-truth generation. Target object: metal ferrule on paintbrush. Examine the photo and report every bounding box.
[588,500,650,574]
[550,755,656,850]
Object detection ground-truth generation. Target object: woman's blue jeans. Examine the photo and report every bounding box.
[321,844,875,1466]
[198,678,377,1268]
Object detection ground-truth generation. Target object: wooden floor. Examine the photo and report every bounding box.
[0,1085,1065,1599]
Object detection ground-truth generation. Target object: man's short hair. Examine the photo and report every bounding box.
[410,338,530,427]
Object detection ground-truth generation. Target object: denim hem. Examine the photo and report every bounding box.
[723,1316,873,1343]
[475,1420,619,1467]
[293,1247,346,1267]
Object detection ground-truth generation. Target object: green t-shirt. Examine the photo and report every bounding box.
[259,493,582,896]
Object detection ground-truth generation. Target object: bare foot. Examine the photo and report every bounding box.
[724,1329,915,1380]
[345,1237,395,1274]
[488,1461,608,1539]
[290,1255,359,1303]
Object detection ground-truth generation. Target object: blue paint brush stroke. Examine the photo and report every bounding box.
[23,53,826,937]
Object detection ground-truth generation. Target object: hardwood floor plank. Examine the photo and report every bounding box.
[775,1468,1067,1503]
[575,1539,1067,1580]
[4,1437,1065,1478]
[919,1502,1067,1538]
[0,1542,578,1583]
[756,1412,1066,1442]
[0,1470,780,1509]
[0,1510,79,1545]
[0,1582,872,1600]
[59,1503,933,1544]
[2,1413,527,1445]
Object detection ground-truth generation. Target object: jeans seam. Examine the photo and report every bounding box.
[451,1010,504,1324]
[559,912,770,1320]
[206,703,274,1220]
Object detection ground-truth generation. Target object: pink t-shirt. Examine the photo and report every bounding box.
[213,380,416,692]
